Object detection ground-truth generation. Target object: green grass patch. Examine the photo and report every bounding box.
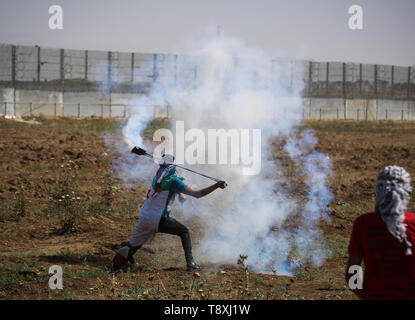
[0,193,26,222]
[293,266,330,281]
[326,233,349,258]
[63,264,109,279]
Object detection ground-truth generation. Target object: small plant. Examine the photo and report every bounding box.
[111,273,117,300]
[102,186,114,207]
[187,272,201,300]
[87,185,117,216]
[14,192,25,218]
[54,216,76,235]
[293,266,328,281]
[237,254,250,292]
[283,283,291,298]
[0,192,26,222]
[117,285,146,299]
[45,175,84,235]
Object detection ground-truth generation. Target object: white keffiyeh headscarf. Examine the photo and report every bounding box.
[148,154,177,198]
[375,165,413,255]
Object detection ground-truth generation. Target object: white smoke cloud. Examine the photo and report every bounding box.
[110,29,333,275]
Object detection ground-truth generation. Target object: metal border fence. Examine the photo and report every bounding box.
[1,43,414,99]
[0,43,414,120]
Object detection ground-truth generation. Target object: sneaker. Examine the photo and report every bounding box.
[110,246,131,273]
[111,253,128,273]
[186,260,201,271]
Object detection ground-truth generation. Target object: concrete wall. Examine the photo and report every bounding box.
[15,90,63,116]
[0,87,14,115]
[303,97,414,120]
[1,87,414,120]
[376,99,414,120]
[63,91,109,117]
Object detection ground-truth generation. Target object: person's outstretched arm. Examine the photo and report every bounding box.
[182,181,227,199]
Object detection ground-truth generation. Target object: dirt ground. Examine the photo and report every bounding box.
[0,117,414,300]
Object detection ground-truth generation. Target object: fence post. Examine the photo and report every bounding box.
[374,64,378,99]
[319,108,322,120]
[11,45,16,85]
[357,109,359,120]
[37,46,41,82]
[308,61,312,98]
[342,63,346,98]
[326,62,329,97]
[391,65,394,98]
[401,109,404,121]
[131,52,135,84]
[359,63,363,97]
[54,102,57,117]
[107,52,112,107]
[344,98,347,120]
[386,109,388,120]
[4,102,7,116]
[107,51,112,89]
[85,50,88,80]
[343,62,346,121]
[30,102,32,116]
[60,49,64,92]
[109,104,112,118]
[308,98,311,119]
[152,53,158,82]
[101,104,104,118]
[78,103,80,117]
[408,67,412,101]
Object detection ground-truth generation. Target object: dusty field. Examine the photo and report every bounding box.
[0,117,414,300]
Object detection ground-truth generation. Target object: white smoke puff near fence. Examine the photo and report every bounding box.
[111,30,333,275]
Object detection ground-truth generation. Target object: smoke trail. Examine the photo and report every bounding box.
[110,30,332,274]
[284,130,333,267]
[108,94,164,185]
[93,60,163,184]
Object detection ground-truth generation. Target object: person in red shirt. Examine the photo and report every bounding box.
[346,165,415,300]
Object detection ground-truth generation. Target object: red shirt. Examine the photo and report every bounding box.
[348,212,415,300]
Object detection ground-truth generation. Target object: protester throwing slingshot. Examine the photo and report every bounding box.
[111,147,227,272]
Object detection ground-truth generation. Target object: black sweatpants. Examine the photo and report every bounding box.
[128,216,193,264]
[157,216,193,264]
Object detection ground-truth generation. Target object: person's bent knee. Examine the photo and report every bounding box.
[178,225,189,236]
